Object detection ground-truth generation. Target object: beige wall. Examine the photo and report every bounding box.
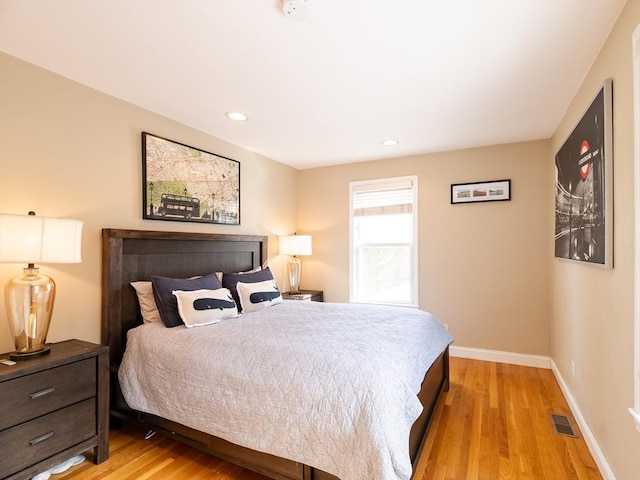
[550,2,640,479]
[299,140,552,356]
[0,52,298,354]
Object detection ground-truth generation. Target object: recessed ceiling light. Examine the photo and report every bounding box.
[225,111,248,121]
[381,139,399,146]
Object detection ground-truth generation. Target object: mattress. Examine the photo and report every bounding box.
[118,300,453,480]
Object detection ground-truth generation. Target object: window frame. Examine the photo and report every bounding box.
[348,175,419,307]
[630,22,640,431]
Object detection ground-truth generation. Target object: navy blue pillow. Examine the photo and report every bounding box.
[222,267,274,312]
[150,273,223,327]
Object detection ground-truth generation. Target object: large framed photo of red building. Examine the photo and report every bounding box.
[554,79,613,268]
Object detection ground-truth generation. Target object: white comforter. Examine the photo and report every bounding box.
[118,301,453,480]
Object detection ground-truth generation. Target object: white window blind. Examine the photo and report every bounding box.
[353,181,414,216]
[350,176,418,307]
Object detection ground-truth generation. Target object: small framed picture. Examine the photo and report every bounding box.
[451,179,511,204]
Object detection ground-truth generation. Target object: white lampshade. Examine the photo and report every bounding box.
[279,235,312,256]
[0,213,83,264]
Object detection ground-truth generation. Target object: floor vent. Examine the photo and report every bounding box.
[550,414,577,437]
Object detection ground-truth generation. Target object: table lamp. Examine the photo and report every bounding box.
[0,212,83,360]
[278,234,312,294]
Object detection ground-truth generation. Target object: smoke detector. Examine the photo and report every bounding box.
[282,0,311,22]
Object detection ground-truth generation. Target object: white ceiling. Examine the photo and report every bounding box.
[0,0,626,169]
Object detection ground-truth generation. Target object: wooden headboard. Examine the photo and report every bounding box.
[101,229,268,365]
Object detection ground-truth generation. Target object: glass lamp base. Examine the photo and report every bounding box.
[5,266,56,359]
[287,257,302,294]
[10,346,51,361]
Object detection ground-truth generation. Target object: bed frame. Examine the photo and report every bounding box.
[101,228,449,480]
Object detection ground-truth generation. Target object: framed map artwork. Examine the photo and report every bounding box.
[142,132,240,225]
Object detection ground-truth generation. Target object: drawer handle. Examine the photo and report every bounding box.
[29,431,55,446]
[30,387,56,399]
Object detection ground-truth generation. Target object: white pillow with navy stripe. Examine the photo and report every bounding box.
[236,279,282,313]
[172,288,238,328]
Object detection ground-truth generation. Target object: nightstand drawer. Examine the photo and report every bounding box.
[0,358,96,430]
[0,398,96,479]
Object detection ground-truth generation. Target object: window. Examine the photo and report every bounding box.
[349,176,418,307]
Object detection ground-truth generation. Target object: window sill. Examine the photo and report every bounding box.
[349,300,419,309]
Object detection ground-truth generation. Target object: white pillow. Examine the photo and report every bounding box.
[172,288,238,328]
[236,279,282,313]
[130,281,162,323]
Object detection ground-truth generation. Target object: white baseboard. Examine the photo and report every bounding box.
[449,345,551,369]
[550,359,617,480]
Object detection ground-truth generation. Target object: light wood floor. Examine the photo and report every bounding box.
[56,357,601,479]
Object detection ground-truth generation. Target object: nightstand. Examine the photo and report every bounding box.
[282,290,324,302]
[0,339,109,480]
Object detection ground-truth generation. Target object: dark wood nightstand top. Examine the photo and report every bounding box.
[282,290,324,302]
[0,339,109,382]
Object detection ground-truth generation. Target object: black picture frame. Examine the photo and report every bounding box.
[554,79,613,267]
[451,179,511,204]
[142,132,240,225]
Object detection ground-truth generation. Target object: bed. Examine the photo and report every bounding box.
[101,228,452,480]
